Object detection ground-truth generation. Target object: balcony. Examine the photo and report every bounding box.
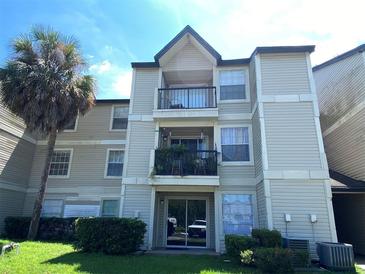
[154,149,217,176]
[153,87,218,119]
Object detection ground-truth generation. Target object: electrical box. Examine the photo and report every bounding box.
[310,214,317,223]
[134,210,140,218]
[284,213,291,222]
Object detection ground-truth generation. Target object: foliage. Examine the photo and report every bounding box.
[0,25,95,133]
[74,217,147,255]
[254,247,294,274]
[291,249,310,268]
[251,228,282,248]
[0,239,263,274]
[4,217,77,241]
[224,234,258,259]
[240,249,254,266]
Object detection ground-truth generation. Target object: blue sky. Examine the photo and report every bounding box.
[0,0,364,99]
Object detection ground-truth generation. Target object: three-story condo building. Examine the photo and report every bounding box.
[0,26,337,255]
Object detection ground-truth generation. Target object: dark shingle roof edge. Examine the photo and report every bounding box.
[131,62,160,68]
[330,170,365,193]
[154,25,222,62]
[217,58,251,66]
[313,44,365,72]
[95,99,130,104]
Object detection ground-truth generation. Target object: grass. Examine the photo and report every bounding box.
[0,239,258,274]
[0,239,363,274]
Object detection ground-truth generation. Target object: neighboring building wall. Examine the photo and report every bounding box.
[333,194,365,255]
[314,51,365,181]
[0,103,36,232]
[256,51,337,255]
[23,103,128,217]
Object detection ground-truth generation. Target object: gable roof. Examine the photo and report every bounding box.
[154,25,221,62]
[313,44,365,72]
[131,25,316,68]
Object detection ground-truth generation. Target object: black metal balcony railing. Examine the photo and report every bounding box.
[158,87,217,109]
[154,149,218,176]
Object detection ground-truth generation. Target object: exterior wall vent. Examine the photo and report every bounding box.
[316,242,355,271]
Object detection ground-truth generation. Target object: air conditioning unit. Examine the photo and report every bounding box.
[316,242,355,271]
[283,238,310,267]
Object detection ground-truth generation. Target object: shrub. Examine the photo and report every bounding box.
[225,234,258,259]
[74,217,146,255]
[252,229,282,248]
[240,249,254,266]
[254,247,294,274]
[4,217,77,241]
[291,249,310,267]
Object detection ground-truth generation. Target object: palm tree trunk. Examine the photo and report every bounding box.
[27,128,58,240]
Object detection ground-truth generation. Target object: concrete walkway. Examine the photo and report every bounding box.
[146,248,219,256]
[356,256,365,270]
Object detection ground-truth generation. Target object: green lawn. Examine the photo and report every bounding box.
[0,239,363,274]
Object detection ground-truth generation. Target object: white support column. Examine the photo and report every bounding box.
[119,184,126,217]
[324,180,338,242]
[148,186,156,250]
[214,189,220,253]
[263,179,273,229]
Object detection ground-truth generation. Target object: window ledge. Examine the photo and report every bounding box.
[104,176,123,179]
[48,176,70,179]
[220,161,254,166]
[109,129,127,132]
[218,99,250,104]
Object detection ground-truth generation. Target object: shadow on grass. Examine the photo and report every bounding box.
[45,252,258,274]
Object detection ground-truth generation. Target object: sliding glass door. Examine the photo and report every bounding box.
[166,198,207,248]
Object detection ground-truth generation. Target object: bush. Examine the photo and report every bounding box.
[252,229,282,248]
[225,234,258,259]
[291,249,310,267]
[254,247,294,274]
[74,217,146,255]
[240,249,254,266]
[4,217,77,241]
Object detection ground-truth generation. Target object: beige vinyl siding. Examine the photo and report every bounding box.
[324,108,365,181]
[56,104,127,141]
[218,102,251,115]
[256,181,267,228]
[260,53,311,95]
[264,102,322,169]
[333,194,365,255]
[132,69,159,114]
[0,130,35,187]
[153,192,215,249]
[314,52,365,131]
[122,184,152,249]
[218,166,255,185]
[125,121,155,177]
[249,58,257,108]
[270,179,332,255]
[252,109,262,177]
[28,144,123,189]
[0,189,25,232]
[0,102,26,133]
[164,41,213,71]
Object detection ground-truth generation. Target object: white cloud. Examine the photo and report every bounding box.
[111,70,132,98]
[155,0,365,65]
[89,60,112,74]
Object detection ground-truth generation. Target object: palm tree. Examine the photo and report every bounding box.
[0,26,96,239]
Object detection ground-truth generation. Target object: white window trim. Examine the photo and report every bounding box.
[218,191,258,237]
[109,105,128,132]
[217,67,250,104]
[219,124,254,166]
[63,115,79,132]
[48,148,73,179]
[104,148,124,179]
[100,198,120,217]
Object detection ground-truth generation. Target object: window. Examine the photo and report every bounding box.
[111,106,128,130]
[101,200,119,217]
[219,70,246,100]
[41,199,63,217]
[105,150,124,177]
[49,149,72,177]
[63,116,78,131]
[63,204,100,217]
[222,194,253,235]
[221,127,249,161]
